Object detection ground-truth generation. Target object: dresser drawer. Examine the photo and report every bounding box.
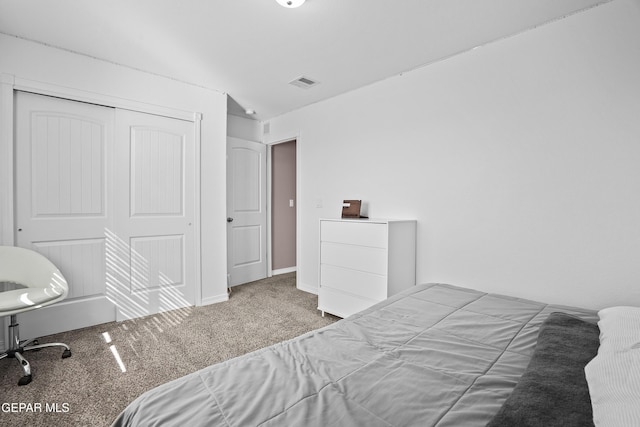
[318,286,379,318]
[320,220,387,248]
[320,264,387,300]
[320,242,387,276]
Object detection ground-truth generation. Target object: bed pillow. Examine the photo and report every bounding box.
[487,312,599,427]
[584,306,640,426]
[584,349,640,427]
[596,306,640,353]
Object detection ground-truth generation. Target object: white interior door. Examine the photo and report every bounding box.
[14,91,117,337]
[112,109,197,321]
[227,137,267,286]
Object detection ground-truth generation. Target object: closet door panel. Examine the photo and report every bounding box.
[112,109,196,321]
[14,91,116,337]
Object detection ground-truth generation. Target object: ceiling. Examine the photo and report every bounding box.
[0,0,609,121]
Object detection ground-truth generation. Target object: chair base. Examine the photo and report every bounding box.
[0,315,71,386]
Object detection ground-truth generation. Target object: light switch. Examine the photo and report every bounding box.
[289,199,295,208]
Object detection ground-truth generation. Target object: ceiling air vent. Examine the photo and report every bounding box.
[289,76,319,89]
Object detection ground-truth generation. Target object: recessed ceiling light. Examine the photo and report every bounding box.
[276,0,306,8]
[245,109,256,115]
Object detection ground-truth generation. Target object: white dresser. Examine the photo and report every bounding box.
[318,218,417,318]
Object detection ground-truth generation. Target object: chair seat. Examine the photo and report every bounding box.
[1,245,71,385]
[0,288,65,314]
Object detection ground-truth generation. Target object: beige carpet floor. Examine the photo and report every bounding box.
[0,273,337,426]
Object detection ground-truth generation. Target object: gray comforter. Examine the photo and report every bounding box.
[112,283,597,427]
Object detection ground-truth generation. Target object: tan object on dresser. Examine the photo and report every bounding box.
[318,218,417,318]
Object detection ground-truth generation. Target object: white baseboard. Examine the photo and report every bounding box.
[19,296,115,339]
[272,266,297,275]
[297,281,318,295]
[200,292,229,306]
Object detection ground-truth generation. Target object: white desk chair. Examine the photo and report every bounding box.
[0,246,72,385]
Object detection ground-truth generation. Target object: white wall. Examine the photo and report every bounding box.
[227,114,262,142]
[265,0,640,310]
[0,34,229,305]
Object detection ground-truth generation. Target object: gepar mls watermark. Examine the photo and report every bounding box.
[2,402,70,413]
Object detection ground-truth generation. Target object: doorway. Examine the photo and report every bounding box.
[270,140,297,275]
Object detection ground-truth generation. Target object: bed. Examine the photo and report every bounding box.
[112,283,607,426]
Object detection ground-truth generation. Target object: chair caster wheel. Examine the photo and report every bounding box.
[18,375,32,386]
[62,349,71,358]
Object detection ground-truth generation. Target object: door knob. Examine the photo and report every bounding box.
[227,217,233,223]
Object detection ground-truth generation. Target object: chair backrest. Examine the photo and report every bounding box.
[0,246,69,316]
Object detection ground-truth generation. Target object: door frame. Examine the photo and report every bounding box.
[265,136,313,294]
[0,74,203,346]
[266,138,297,277]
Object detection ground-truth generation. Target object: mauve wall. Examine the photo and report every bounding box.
[271,140,296,271]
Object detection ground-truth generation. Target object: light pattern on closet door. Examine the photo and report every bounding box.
[113,109,196,321]
[130,235,184,292]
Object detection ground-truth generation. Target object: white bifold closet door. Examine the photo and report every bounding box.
[112,109,196,321]
[14,92,196,337]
